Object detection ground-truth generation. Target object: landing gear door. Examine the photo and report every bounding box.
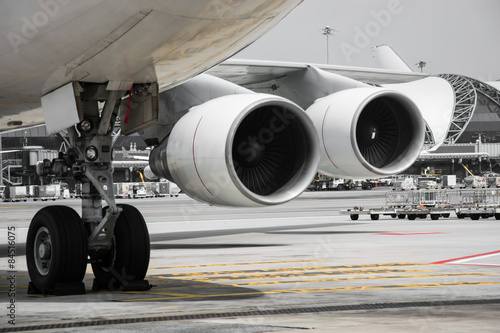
[41,82,83,135]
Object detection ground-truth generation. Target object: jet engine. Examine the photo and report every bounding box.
[307,88,425,178]
[149,93,319,206]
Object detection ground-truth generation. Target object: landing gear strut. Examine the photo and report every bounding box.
[27,82,151,295]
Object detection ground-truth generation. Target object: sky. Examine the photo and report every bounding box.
[235,0,500,81]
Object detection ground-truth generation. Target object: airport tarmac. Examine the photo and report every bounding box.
[1,188,500,332]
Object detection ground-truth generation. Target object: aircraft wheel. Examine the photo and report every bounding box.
[26,206,87,294]
[92,204,150,291]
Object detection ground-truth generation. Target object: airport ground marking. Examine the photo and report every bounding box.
[150,263,428,278]
[376,232,445,236]
[155,268,433,282]
[0,206,30,209]
[118,281,500,302]
[432,250,500,265]
[146,272,500,290]
[439,263,500,267]
[148,260,325,270]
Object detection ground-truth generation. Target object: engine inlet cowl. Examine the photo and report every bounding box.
[307,88,425,178]
[149,93,319,207]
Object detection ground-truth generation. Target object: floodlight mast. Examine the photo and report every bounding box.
[321,26,336,64]
[416,61,427,73]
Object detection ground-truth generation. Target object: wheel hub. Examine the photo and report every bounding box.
[38,243,51,259]
[34,227,52,276]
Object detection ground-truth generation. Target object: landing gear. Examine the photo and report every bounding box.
[26,206,87,295]
[92,204,150,291]
[26,82,153,295]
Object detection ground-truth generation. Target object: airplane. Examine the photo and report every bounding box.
[0,1,435,296]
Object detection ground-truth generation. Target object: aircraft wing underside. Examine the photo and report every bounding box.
[0,0,302,132]
[208,59,428,86]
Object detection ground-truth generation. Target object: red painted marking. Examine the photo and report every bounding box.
[376,232,444,236]
[440,263,500,268]
[124,84,134,124]
[432,250,500,265]
[192,117,214,197]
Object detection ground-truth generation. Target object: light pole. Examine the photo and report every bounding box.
[321,26,336,64]
[416,61,427,73]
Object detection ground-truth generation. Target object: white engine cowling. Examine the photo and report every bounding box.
[307,87,425,178]
[150,94,319,206]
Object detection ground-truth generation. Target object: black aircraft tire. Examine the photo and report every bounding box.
[92,204,150,291]
[26,206,87,293]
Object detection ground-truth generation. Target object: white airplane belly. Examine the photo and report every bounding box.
[0,0,302,132]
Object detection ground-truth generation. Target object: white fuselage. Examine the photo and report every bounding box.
[0,0,301,131]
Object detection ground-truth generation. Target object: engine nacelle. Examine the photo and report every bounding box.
[307,88,425,178]
[150,94,319,206]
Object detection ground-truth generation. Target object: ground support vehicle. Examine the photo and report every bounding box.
[309,174,373,191]
[2,186,27,202]
[342,189,500,220]
[114,182,148,199]
[456,206,500,220]
[341,207,396,221]
[455,189,500,220]
[32,184,59,201]
[130,184,147,199]
[155,182,170,197]
[341,190,458,220]
[169,182,180,197]
[113,183,129,199]
[341,206,454,221]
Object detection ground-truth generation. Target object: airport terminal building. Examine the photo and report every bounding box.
[409,75,500,178]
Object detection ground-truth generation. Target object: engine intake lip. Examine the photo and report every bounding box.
[351,90,424,176]
[226,96,319,205]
